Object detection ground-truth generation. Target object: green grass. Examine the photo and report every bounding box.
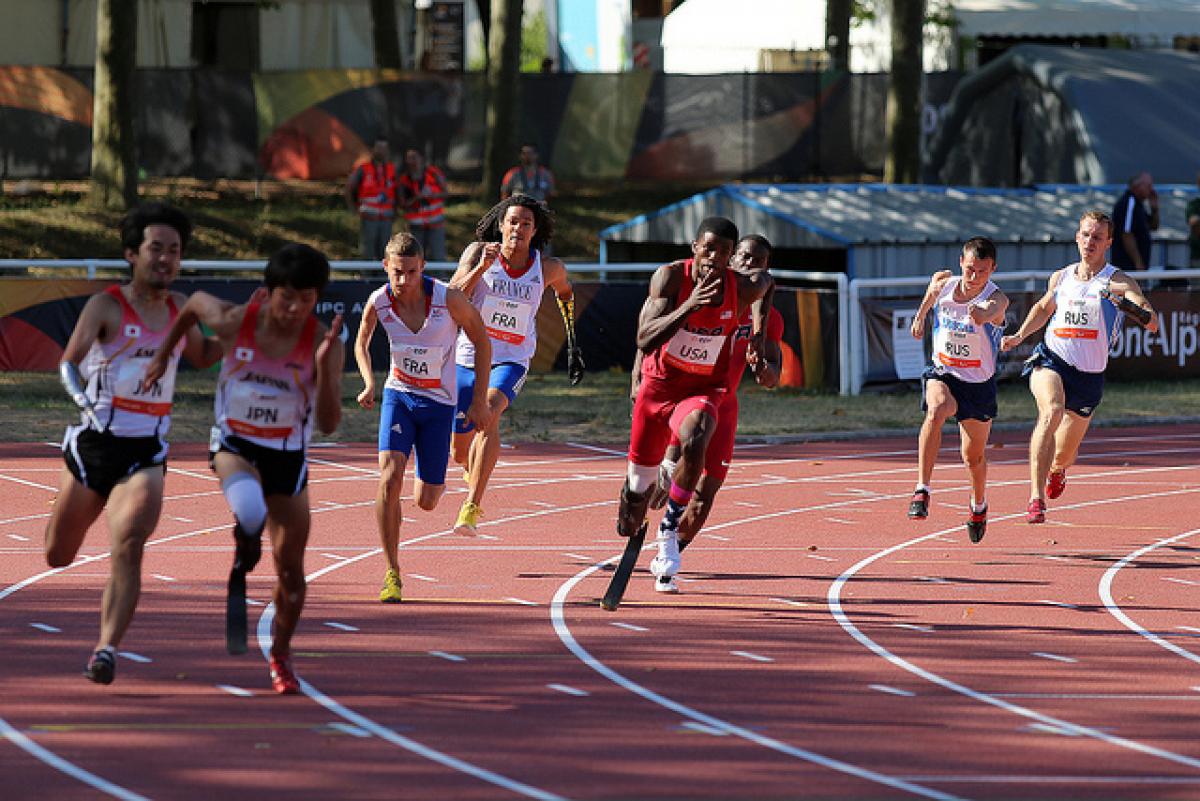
[4,370,1198,446]
[0,178,709,263]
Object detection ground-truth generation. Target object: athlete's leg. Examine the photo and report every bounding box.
[670,408,719,493]
[1028,368,1066,502]
[264,491,311,659]
[376,450,408,574]
[464,387,511,507]
[44,469,106,568]
[95,465,165,650]
[678,472,724,546]
[1051,410,1092,473]
[917,378,957,489]
[958,418,992,508]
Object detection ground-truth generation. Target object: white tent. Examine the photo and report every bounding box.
[955,0,1200,41]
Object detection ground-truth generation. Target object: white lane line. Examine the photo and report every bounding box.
[167,516,193,523]
[894,623,934,633]
[1179,626,1200,634]
[563,553,591,561]
[408,574,438,583]
[1031,652,1078,664]
[1037,599,1078,609]
[429,650,466,662]
[0,718,150,801]
[530,501,555,508]
[246,598,265,606]
[548,683,590,697]
[0,474,57,492]
[505,597,539,606]
[771,598,809,608]
[681,721,731,736]
[325,622,359,632]
[1025,722,1082,736]
[830,485,1200,774]
[117,651,152,664]
[731,650,773,663]
[8,534,30,541]
[477,534,500,541]
[327,721,372,738]
[917,576,949,585]
[1163,577,1200,586]
[321,552,348,561]
[217,685,254,698]
[734,501,761,508]
[550,561,964,801]
[705,534,731,542]
[1100,528,1200,670]
[150,573,177,582]
[901,774,1200,785]
[611,622,648,632]
[166,466,216,482]
[806,553,835,562]
[30,622,61,633]
[825,518,855,525]
[870,684,915,697]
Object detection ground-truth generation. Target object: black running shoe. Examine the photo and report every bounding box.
[84,649,115,685]
[967,506,987,544]
[907,490,930,519]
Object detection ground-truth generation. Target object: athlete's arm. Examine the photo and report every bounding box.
[144,291,241,385]
[446,287,494,431]
[635,262,716,352]
[58,292,120,427]
[175,291,225,369]
[911,270,952,339]
[449,241,500,298]
[353,302,379,410]
[1000,270,1063,351]
[969,288,1009,327]
[545,258,585,385]
[313,316,345,435]
[1103,271,1159,333]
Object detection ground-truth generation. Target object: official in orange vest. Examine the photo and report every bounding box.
[399,149,449,261]
[345,137,399,260]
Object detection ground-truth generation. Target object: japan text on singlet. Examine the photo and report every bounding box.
[641,260,740,387]
[79,285,185,438]
[456,250,543,368]
[1046,263,1122,374]
[370,276,459,406]
[215,302,317,450]
[930,278,1003,384]
[725,305,785,393]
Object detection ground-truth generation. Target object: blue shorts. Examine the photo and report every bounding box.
[454,361,527,434]
[1022,342,1104,418]
[922,368,998,423]
[378,388,455,485]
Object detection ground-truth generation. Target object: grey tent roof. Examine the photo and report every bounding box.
[927,44,1200,186]
[600,183,1194,249]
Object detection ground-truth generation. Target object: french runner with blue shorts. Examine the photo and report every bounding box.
[354,233,492,603]
[907,237,1009,543]
[1001,210,1159,524]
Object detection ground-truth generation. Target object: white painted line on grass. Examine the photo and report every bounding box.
[429,651,466,662]
[731,650,773,663]
[548,683,590,697]
[324,622,359,632]
[870,684,915,697]
[30,622,60,633]
[217,685,254,697]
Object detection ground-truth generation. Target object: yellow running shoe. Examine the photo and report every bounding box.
[454,501,483,536]
[379,569,403,603]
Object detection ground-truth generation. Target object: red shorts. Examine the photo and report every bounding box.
[667,392,738,481]
[628,375,726,468]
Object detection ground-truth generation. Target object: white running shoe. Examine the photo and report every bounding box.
[649,529,681,578]
[654,574,679,593]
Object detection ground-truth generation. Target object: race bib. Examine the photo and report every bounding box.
[664,329,723,375]
[937,331,981,369]
[226,379,296,439]
[112,356,176,416]
[480,295,533,345]
[1052,297,1101,340]
[391,345,444,389]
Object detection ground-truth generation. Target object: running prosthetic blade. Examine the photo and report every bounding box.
[601,522,647,611]
[226,567,248,655]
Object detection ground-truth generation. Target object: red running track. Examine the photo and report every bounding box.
[2,425,1200,800]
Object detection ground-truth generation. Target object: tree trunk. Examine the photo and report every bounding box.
[884,0,924,184]
[89,0,138,209]
[478,0,522,201]
[370,0,402,69]
[825,0,851,72]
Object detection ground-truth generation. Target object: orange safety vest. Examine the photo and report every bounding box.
[399,166,447,226]
[356,161,397,218]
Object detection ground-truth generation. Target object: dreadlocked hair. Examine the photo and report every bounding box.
[474,193,555,253]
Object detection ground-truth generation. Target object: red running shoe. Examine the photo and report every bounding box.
[1026,498,1046,524]
[1046,470,1067,500]
[268,654,300,695]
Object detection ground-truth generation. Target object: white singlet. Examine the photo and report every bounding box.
[1045,263,1121,374]
[369,276,459,406]
[456,250,544,368]
[930,278,1003,384]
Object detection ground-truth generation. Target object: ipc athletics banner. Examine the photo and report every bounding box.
[0,278,833,389]
[860,290,1200,388]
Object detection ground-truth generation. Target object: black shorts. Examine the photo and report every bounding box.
[63,426,167,498]
[210,433,308,498]
[922,368,998,423]
[1022,342,1104,418]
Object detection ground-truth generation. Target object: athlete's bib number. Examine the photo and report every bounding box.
[391,345,444,389]
[664,329,723,375]
[1052,298,1101,340]
[481,296,533,345]
[112,355,176,416]
[226,380,296,439]
[937,332,981,369]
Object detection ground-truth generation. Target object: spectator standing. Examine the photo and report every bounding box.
[346,137,399,261]
[500,144,555,202]
[1110,172,1159,270]
[398,149,449,262]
